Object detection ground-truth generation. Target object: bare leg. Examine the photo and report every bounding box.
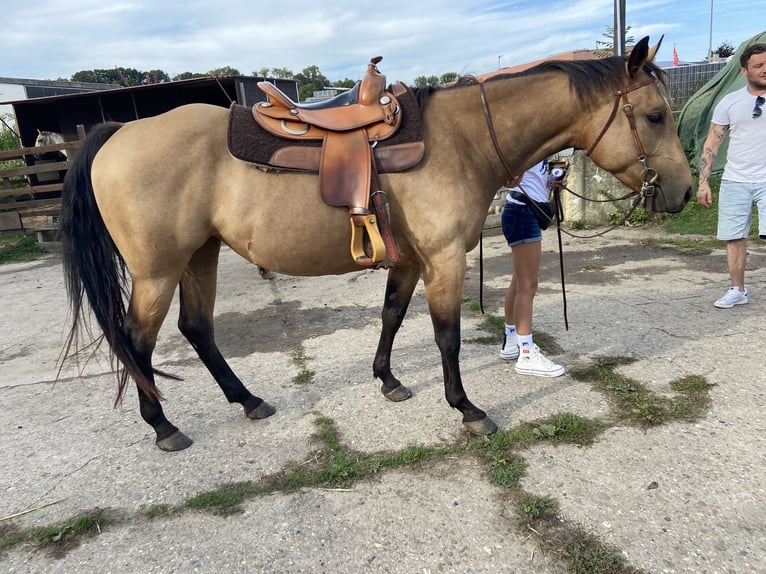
[726,238,747,290]
[504,241,541,336]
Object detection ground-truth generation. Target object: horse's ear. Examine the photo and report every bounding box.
[647,35,664,62]
[627,36,651,79]
[37,129,42,135]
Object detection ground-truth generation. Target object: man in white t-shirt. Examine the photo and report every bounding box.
[697,43,766,309]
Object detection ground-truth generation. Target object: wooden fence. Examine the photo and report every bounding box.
[0,127,84,239]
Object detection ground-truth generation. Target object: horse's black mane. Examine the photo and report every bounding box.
[411,55,665,110]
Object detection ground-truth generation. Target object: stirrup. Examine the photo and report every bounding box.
[349,210,386,266]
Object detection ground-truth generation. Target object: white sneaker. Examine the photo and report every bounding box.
[515,345,565,377]
[714,287,748,309]
[500,335,519,360]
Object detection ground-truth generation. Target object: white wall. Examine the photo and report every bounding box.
[0,83,26,119]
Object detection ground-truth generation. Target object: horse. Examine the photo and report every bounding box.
[60,36,692,451]
[33,130,68,160]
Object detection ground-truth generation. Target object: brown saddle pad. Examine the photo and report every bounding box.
[227,85,424,174]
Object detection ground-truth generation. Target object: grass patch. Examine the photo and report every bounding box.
[185,481,273,515]
[0,510,110,556]
[290,345,315,385]
[0,233,45,264]
[144,504,176,519]
[569,356,714,427]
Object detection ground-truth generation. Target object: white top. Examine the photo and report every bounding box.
[504,160,549,204]
[711,86,766,182]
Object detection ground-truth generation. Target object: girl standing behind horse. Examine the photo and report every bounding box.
[500,160,565,377]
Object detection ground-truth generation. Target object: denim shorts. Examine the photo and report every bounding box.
[501,201,542,246]
[717,180,766,240]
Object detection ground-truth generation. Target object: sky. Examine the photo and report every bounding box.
[1,0,762,85]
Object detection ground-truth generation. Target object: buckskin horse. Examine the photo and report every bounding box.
[60,37,691,451]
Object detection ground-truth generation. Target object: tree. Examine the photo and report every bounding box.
[715,41,735,58]
[0,114,20,151]
[206,66,240,77]
[332,78,357,88]
[295,65,330,101]
[72,67,169,86]
[270,67,295,79]
[413,75,440,88]
[440,72,458,84]
[595,25,635,54]
[172,71,207,81]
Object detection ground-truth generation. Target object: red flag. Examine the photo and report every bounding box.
[673,45,680,66]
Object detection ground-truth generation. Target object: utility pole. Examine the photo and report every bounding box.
[613,0,626,56]
[708,0,714,61]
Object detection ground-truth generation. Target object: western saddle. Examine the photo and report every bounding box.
[253,57,403,266]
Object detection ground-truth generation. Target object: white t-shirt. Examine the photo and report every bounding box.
[505,160,549,204]
[711,86,766,182]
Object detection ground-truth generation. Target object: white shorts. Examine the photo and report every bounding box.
[716,180,766,240]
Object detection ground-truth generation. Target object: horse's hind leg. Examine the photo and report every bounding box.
[373,266,420,402]
[126,277,194,451]
[178,238,275,420]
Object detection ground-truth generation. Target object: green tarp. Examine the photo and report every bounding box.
[677,30,766,175]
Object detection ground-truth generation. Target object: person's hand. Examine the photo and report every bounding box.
[696,181,712,208]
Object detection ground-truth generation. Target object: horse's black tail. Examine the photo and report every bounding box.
[59,122,162,405]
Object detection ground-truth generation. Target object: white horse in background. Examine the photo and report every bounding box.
[34,130,67,160]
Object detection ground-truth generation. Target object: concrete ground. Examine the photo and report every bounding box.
[1,228,764,573]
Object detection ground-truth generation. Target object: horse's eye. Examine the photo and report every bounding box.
[647,112,664,124]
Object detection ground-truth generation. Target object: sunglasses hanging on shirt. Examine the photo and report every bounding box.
[753,95,764,119]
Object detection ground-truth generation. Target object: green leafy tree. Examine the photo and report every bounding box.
[145,69,171,83]
[172,71,207,81]
[270,67,295,79]
[0,114,20,150]
[295,65,330,101]
[595,25,635,54]
[440,72,458,84]
[72,67,169,86]
[715,41,735,58]
[332,78,357,88]
[413,75,440,88]
[206,66,240,77]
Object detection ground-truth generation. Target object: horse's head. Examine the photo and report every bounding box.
[584,36,692,213]
[34,129,67,160]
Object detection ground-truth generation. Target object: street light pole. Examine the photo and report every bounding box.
[498,54,504,69]
[708,0,714,61]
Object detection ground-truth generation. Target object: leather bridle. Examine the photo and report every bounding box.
[585,76,661,213]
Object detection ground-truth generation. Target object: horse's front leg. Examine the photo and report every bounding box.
[424,255,498,436]
[373,265,421,401]
[178,239,275,421]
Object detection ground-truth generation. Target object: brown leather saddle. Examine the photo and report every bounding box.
[249,57,422,266]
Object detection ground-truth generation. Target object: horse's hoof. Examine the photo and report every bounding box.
[463,417,498,436]
[381,383,412,402]
[156,430,193,451]
[246,401,276,420]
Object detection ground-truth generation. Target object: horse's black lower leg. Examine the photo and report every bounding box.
[179,313,275,420]
[373,266,421,401]
[178,241,275,421]
[431,314,498,436]
[127,326,193,451]
[137,387,192,451]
